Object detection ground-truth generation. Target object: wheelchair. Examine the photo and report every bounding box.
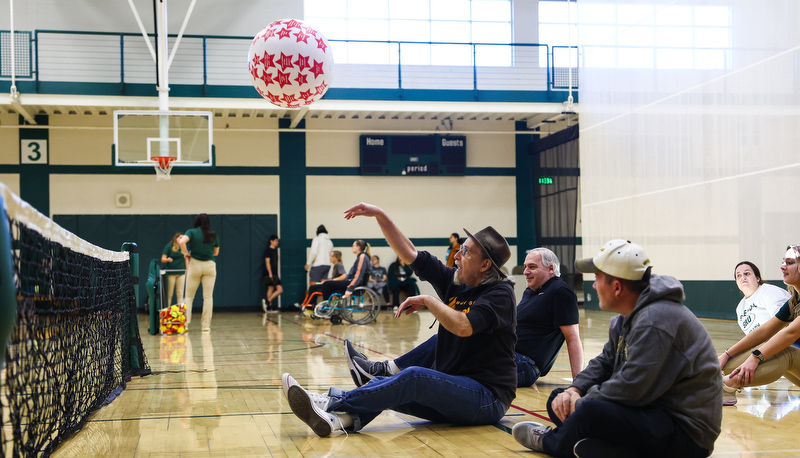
[313,286,380,325]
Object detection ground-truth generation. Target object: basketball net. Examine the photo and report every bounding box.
[152,156,177,180]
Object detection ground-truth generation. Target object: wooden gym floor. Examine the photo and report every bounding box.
[50,308,800,457]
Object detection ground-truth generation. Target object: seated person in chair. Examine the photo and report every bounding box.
[387,257,420,306]
[303,251,346,308]
[367,255,390,305]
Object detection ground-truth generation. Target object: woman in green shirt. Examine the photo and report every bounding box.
[178,214,220,332]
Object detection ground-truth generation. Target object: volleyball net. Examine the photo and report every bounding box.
[0,184,150,457]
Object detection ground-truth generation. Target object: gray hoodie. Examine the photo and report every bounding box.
[572,274,722,452]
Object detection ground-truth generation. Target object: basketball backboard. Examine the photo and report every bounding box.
[113,110,214,167]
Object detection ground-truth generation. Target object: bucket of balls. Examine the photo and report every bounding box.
[160,303,187,334]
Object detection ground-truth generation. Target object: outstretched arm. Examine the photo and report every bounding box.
[343,203,417,265]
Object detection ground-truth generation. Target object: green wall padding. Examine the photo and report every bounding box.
[54,214,277,311]
[581,279,787,320]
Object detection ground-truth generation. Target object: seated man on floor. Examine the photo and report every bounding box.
[281,202,517,437]
[345,247,583,388]
[513,240,721,458]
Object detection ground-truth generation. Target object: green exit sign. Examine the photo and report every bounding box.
[539,177,554,185]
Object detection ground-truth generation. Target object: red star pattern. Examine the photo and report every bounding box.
[294,29,310,44]
[304,26,318,38]
[255,86,268,98]
[263,27,276,41]
[310,59,325,78]
[314,81,328,95]
[278,52,294,71]
[299,89,313,101]
[293,54,310,71]
[277,27,292,39]
[259,51,276,69]
[249,64,260,81]
[260,71,275,86]
[294,72,308,86]
[267,92,283,104]
[282,93,298,105]
[316,38,328,53]
[276,70,293,88]
[284,19,303,29]
[249,55,260,72]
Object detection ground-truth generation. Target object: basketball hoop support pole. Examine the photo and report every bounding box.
[155,1,170,157]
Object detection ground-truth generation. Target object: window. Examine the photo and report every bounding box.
[304,0,512,66]
[538,1,731,70]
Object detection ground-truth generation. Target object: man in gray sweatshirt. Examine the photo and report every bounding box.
[513,239,722,458]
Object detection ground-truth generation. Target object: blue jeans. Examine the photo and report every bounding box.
[327,366,508,432]
[395,335,540,388]
[542,388,710,458]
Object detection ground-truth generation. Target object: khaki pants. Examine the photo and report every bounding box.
[184,260,217,331]
[165,274,185,306]
[723,344,800,387]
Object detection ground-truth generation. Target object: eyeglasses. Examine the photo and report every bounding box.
[458,244,473,258]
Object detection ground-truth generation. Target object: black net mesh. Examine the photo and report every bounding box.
[1,214,150,457]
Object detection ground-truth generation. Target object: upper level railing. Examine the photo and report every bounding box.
[0,30,578,103]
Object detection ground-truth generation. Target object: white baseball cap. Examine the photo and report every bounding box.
[575,239,652,281]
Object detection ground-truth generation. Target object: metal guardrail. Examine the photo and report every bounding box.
[1,30,578,97]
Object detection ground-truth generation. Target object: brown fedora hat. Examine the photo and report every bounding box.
[463,226,510,277]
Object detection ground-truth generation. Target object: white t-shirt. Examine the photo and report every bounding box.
[307,233,333,266]
[735,283,791,335]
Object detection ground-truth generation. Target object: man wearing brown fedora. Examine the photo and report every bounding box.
[342,247,584,389]
[281,202,517,437]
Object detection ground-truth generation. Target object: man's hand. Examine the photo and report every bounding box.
[395,295,429,317]
[552,388,582,422]
[343,202,383,220]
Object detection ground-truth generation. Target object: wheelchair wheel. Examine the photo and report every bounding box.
[314,300,336,318]
[330,314,343,325]
[341,287,380,325]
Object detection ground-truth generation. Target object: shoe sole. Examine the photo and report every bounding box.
[343,340,368,387]
[287,386,332,437]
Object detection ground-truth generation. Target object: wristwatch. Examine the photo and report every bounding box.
[752,349,764,361]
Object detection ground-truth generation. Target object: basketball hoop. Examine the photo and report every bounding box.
[152,156,177,180]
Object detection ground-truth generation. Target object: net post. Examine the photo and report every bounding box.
[0,200,17,369]
[122,242,143,372]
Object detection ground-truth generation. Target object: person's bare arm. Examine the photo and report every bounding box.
[343,203,417,265]
[560,324,584,379]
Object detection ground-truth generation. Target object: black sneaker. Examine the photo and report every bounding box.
[343,339,390,387]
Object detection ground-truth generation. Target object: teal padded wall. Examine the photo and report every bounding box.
[54,214,278,311]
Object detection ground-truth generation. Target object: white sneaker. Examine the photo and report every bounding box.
[262,299,268,313]
[282,373,342,437]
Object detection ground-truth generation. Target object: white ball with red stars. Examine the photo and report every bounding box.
[247,19,334,109]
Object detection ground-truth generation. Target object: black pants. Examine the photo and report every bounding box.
[320,280,349,301]
[542,388,710,458]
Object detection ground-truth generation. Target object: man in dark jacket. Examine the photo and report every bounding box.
[513,239,722,458]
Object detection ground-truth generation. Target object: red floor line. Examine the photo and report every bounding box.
[509,404,552,423]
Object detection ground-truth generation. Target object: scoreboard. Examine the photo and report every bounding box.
[360,134,467,176]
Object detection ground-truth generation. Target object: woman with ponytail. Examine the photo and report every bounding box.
[178,213,220,332]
